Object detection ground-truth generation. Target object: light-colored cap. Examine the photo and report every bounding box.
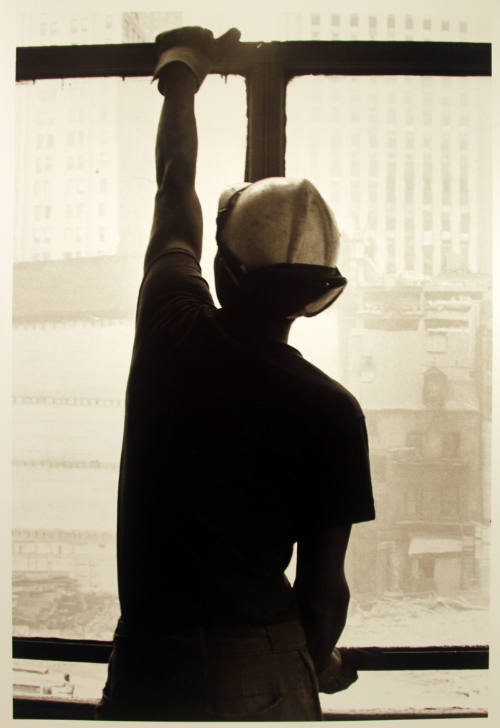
[218,177,340,271]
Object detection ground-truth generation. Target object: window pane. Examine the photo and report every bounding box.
[286,75,491,649]
[13,75,246,639]
[13,659,106,702]
[320,670,487,715]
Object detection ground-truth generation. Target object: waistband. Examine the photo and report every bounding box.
[114,617,308,655]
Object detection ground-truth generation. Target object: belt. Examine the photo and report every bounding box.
[114,617,308,655]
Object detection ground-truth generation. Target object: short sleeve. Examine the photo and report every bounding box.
[299,415,375,534]
[134,249,215,349]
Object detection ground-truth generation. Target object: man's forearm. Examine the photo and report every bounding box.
[155,64,198,189]
[298,588,350,674]
[146,63,202,268]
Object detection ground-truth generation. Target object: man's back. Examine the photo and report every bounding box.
[116,252,374,629]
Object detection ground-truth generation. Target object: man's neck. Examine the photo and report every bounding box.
[217,308,293,345]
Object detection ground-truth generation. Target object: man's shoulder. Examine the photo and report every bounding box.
[293,355,364,421]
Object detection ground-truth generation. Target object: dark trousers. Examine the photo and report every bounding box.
[95,617,323,721]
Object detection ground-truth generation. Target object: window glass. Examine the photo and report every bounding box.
[13,74,246,640]
[320,669,487,715]
[286,75,491,649]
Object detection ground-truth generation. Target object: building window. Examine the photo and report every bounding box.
[405,15,414,29]
[419,554,435,579]
[423,173,432,204]
[350,179,360,202]
[426,333,447,353]
[330,14,340,26]
[350,14,359,27]
[311,13,320,26]
[443,432,460,458]
[406,431,423,454]
[367,208,377,230]
[387,15,395,29]
[423,18,432,31]
[460,175,468,204]
[350,153,360,176]
[405,170,413,200]
[442,176,451,204]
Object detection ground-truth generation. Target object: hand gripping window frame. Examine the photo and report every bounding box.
[215,183,348,318]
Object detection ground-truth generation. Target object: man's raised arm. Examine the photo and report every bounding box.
[145,27,240,271]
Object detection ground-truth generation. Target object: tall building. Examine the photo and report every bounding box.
[15,13,145,262]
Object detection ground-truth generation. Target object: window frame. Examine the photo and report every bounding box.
[14,37,491,719]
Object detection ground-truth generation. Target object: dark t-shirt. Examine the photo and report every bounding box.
[116,250,375,629]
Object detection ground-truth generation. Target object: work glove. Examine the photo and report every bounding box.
[317,647,358,694]
[153,26,241,92]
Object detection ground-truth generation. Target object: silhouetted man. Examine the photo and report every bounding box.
[96,26,375,721]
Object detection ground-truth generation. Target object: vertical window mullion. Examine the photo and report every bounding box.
[245,47,286,181]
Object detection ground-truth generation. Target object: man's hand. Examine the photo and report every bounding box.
[317,648,358,694]
[153,26,241,93]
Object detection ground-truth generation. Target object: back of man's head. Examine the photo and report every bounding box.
[214,177,346,320]
[218,177,340,270]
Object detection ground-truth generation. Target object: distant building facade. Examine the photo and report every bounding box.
[284,11,492,601]
[341,275,491,599]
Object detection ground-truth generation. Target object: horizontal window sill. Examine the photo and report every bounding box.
[12,696,488,721]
